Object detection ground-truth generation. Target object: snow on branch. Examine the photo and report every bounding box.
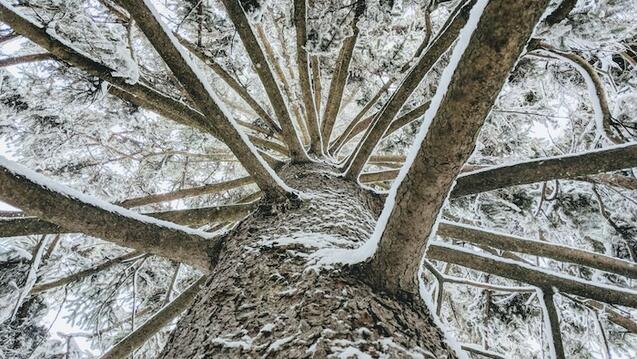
[0,156,217,270]
[0,52,53,67]
[117,0,294,199]
[219,0,308,161]
[437,221,637,279]
[358,0,550,294]
[452,143,637,197]
[342,0,477,179]
[427,242,637,308]
[100,276,206,359]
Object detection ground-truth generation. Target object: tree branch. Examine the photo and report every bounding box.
[100,276,206,359]
[452,143,637,197]
[427,242,637,308]
[31,251,143,294]
[538,288,566,359]
[364,0,549,294]
[544,0,577,26]
[294,0,322,154]
[220,0,307,161]
[0,202,258,237]
[343,0,477,178]
[117,0,293,198]
[0,52,53,67]
[0,157,216,270]
[437,221,637,279]
[320,0,365,149]
[532,41,624,144]
[176,35,281,135]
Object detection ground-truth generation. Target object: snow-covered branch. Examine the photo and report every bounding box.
[362,0,549,294]
[0,52,52,67]
[0,157,217,270]
[539,288,566,359]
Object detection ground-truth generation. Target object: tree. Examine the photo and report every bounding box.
[1,0,636,358]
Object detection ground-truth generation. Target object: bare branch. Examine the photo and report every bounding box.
[220,0,307,161]
[427,243,637,308]
[0,52,53,67]
[343,0,477,178]
[544,0,577,26]
[119,176,253,208]
[176,35,281,135]
[364,0,549,294]
[539,288,566,359]
[320,0,365,149]
[117,0,292,198]
[452,143,637,197]
[437,221,637,279]
[311,56,322,114]
[585,300,637,334]
[532,41,624,144]
[31,251,143,294]
[100,276,206,359]
[0,157,215,270]
[460,344,510,359]
[294,0,322,154]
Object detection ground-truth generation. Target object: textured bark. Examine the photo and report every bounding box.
[343,0,477,177]
[159,164,459,358]
[365,0,550,294]
[119,0,291,198]
[220,0,307,161]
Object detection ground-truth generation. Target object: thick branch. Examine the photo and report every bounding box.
[438,221,637,279]
[0,52,53,67]
[0,157,215,270]
[320,0,365,149]
[427,243,637,308]
[220,0,307,160]
[452,143,637,197]
[118,0,292,198]
[365,0,549,294]
[343,0,477,178]
[100,276,206,359]
[544,0,577,26]
[294,0,322,154]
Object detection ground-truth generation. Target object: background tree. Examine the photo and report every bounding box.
[0,0,636,358]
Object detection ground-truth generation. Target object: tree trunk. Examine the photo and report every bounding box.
[160,164,458,358]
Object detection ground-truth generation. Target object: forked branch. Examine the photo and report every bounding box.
[118,0,293,198]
